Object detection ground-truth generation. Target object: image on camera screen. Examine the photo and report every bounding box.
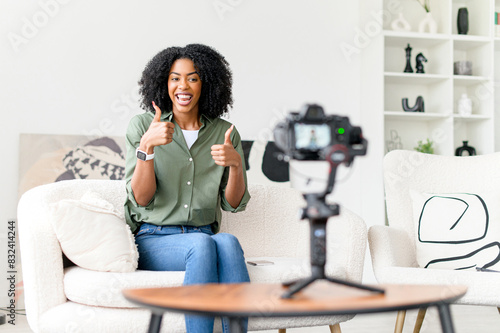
[294,123,331,150]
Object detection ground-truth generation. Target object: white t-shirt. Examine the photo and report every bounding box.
[181,129,199,149]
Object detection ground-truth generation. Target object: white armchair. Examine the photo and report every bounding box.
[369,150,500,332]
[18,179,368,333]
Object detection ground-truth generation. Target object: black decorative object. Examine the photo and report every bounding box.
[455,141,476,156]
[457,7,469,35]
[404,43,413,73]
[261,142,289,182]
[241,141,253,170]
[402,96,425,112]
[415,53,427,73]
[242,140,291,182]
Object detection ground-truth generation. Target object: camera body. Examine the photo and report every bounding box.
[274,104,367,165]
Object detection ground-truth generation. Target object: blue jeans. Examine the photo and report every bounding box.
[135,223,250,333]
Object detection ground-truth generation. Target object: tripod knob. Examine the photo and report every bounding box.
[300,206,323,219]
[312,227,327,265]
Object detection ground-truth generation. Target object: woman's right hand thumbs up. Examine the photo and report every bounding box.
[139,101,175,153]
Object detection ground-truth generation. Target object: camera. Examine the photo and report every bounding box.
[273,104,367,165]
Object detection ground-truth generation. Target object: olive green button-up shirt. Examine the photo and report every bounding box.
[124,111,250,234]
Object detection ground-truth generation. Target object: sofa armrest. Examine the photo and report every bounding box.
[18,184,69,332]
[368,225,417,278]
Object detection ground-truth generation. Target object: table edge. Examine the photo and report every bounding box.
[123,284,467,318]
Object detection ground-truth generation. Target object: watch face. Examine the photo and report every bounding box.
[137,150,147,161]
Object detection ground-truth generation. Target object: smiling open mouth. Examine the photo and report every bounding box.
[176,93,193,106]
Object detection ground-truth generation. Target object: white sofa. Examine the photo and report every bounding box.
[18,179,368,333]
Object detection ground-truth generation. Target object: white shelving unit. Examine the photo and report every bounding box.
[383,0,496,155]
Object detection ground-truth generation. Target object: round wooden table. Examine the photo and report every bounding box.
[123,281,467,333]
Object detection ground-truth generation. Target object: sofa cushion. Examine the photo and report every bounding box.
[64,257,313,308]
[374,266,500,306]
[50,191,139,272]
[410,190,500,271]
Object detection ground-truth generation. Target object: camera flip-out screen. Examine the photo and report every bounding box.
[294,123,331,150]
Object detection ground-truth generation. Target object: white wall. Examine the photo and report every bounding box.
[0,0,384,306]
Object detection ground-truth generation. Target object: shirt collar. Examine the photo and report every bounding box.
[160,111,214,125]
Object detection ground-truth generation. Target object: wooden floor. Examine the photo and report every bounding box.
[2,304,498,332]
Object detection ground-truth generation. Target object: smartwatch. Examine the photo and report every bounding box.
[136,148,155,161]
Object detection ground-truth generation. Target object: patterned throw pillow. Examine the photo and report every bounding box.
[410,191,500,271]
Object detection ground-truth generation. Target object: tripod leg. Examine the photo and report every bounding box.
[281,276,317,299]
[326,276,385,294]
[282,279,297,287]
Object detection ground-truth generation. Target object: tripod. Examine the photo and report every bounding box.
[281,147,385,298]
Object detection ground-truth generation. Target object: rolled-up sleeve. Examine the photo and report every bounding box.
[124,115,155,232]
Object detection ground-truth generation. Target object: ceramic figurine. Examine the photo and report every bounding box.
[402,96,425,112]
[418,12,438,34]
[391,12,411,32]
[386,129,403,152]
[457,8,469,35]
[455,141,476,156]
[457,93,472,116]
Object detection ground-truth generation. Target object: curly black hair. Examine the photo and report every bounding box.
[138,44,233,119]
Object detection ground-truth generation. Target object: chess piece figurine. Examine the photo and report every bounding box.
[415,53,427,73]
[404,44,413,73]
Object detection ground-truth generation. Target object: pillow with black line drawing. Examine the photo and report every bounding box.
[49,191,139,272]
[410,190,500,271]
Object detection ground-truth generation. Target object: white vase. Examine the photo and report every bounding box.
[391,13,411,32]
[418,12,438,34]
[458,93,472,117]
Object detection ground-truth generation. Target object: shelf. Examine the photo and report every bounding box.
[453,114,491,121]
[383,0,496,156]
[385,111,450,121]
[453,75,492,85]
[384,31,491,46]
[385,72,449,84]
[384,30,450,46]
[453,35,491,48]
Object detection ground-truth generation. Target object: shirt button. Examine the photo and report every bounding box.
[184,204,188,208]
[189,158,193,162]
[187,181,191,185]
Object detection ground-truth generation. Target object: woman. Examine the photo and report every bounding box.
[124,44,251,333]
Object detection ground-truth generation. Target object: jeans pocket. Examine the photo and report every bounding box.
[135,224,157,238]
[199,225,214,235]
